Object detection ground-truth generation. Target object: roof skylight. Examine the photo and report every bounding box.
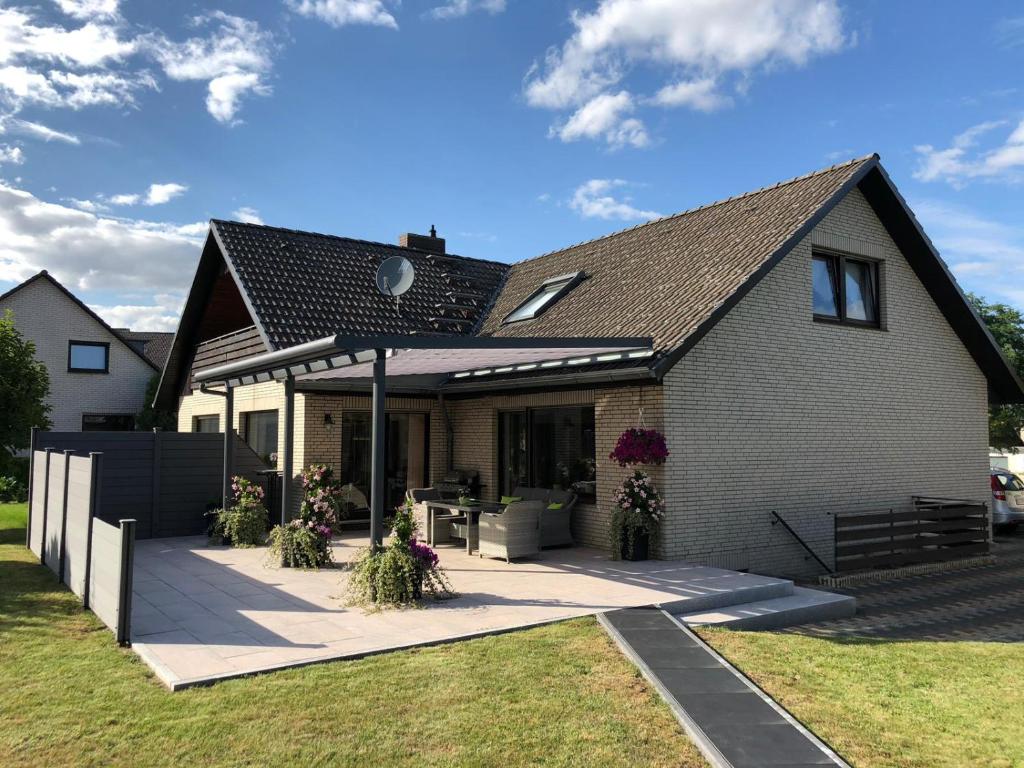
[502,272,584,324]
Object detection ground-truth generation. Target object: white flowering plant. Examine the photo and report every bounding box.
[610,470,664,560]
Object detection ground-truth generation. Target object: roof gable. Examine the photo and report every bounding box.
[0,271,157,371]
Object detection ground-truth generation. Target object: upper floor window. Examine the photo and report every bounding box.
[68,341,109,373]
[812,252,880,327]
[503,272,585,324]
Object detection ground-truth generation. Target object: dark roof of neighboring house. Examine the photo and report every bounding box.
[155,154,1024,406]
[117,330,175,369]
[0,270,158,371]
[210,220,509,349]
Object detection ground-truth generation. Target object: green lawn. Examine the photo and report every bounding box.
[699,627,1024,768]
[0,503,704,768]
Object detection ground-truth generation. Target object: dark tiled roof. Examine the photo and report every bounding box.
[480,156,875,352]
[211,221,509,350]
[118,331,174,369]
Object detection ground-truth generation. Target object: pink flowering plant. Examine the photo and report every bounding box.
[610,470,664,560]
[207,475,269,547]
[609,428,669,467]
[347,501,453,607]
[267,464,342,568]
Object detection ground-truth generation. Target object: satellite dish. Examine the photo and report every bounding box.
[376,256,415,298]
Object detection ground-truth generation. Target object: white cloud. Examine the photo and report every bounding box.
[525,0,846,146]
[555,90,649,149]
[0,182,201,317]
[996,17,1024,48]
[232,206,264,224]
[0,144,24,164]
[569,179,661,221]
[88,294,184,332]
[146,12,275,124]
[53,0,121,21]
[105,182,188,207]
[287,0,398,29]
[4,118,80,144]
[108,192,139,205]
[914,119,1024,186]
[428,0,506,21]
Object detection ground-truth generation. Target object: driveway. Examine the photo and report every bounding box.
[793,531,1024,642]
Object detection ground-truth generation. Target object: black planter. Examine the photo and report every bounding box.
[621,532,649,561]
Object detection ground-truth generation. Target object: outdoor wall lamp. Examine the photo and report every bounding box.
[323,413,334,433]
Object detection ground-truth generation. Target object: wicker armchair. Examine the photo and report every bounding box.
[477,500,543,563]
[542,489,577,548]
[407,488,449,543]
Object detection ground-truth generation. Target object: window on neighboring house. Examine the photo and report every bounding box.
[68,341,110,373]
[82,414,134,431]
[812,252,880,326]
[193,415,220,433]
[502,272,585,324]
[497,406,596,500]
[244,410,279,464]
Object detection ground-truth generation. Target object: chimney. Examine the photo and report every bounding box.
[399,225,445,255]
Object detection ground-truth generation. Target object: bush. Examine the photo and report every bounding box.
[0,476,27,503]
[208,476,269,547]
[268,520,333,568]
[347,502,453,607]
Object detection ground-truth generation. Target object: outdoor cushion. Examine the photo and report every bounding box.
[547,502,564,510]
[500,495,523,504]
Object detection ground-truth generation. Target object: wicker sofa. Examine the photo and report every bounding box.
[407,488,454,543]
[510,486,577,548]
[477,500,544,562]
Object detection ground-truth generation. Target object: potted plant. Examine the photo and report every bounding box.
[609,427,669,467]
[267,464,341,568]
[207,476,269,547]
[610,470,664,561]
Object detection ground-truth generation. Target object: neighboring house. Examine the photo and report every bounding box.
[154,154,1024,576]
[0,271,172,433]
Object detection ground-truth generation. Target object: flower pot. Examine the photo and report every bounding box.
[621,532,649,561]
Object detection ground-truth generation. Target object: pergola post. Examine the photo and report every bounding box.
[370,348,386,554]
[222,387,234,511]
[282,374,295,526]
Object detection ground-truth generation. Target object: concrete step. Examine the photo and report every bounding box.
[656,572,795,615]
[677,587,856,631]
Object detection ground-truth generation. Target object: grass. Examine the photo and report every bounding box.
[699,627,1024,768]
[0,503,705,768]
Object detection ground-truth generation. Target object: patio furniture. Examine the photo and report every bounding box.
[477,500,544,563]
[408,488,452,543]
[426,500,498,553]
[511,486,577,548]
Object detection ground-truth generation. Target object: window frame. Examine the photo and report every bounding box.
[243,409,280,464]
[811,250,882,329]
[67,340,110,374]
[193,415,220,433]
[501,271,585,325]
[81,413,134,431]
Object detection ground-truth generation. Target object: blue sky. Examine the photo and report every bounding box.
[0,0,1022,330]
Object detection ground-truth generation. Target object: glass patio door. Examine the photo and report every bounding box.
[341,412,428,514]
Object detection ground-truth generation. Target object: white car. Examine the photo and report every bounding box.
[990,469,1024,530]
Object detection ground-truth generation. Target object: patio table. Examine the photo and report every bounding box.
[426,500,504,554]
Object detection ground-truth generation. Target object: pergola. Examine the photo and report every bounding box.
[192,333,653,552]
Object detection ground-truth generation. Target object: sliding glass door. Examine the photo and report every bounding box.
[497,406,597,501]
[341,412,428,513]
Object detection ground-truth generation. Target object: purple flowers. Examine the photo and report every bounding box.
[409,538,439,569]
[609,428,669,467]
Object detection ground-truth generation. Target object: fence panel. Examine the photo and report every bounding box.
[157,432,224,536]
[89,518,126,640]
[28,449,49,559]
[43,452,67,573]
[62,455,94,599]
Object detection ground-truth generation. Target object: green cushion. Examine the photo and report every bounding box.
[547,502,564,510]
[500,495,523,505]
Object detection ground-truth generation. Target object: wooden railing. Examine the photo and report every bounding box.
[834,497,989,573]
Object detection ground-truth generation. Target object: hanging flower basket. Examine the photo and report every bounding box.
[609,428,669,466]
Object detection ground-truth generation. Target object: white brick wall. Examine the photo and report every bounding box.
[0,277,155,432]
[659,188,990,576]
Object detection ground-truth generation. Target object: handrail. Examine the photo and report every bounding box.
[770,510,834,574]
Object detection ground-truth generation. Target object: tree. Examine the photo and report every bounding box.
[0,310,51,469]
[135,373,177,432]
[968,293,1024,450]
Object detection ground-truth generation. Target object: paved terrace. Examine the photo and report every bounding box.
[130,534,789,690]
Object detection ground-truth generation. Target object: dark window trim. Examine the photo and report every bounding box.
[501,271,586,325]
[812,249,883,329]
[68,340,110,374]
[81,413,135,431]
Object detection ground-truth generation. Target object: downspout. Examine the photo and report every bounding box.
[437,392,454,474]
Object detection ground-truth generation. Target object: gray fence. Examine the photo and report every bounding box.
[27,450,135,645]
[30,431,267,539]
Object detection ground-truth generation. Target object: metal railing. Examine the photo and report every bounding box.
[770,510,834,574]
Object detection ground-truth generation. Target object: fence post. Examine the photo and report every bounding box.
[25,427,38,549]
[117,518,136,646]
[39,448,53,564]
[150,431,161,538]
[57,449,73,583]
[83,452,103,610]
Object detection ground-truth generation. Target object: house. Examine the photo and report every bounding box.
[0,271,173,433]
[154,155,1024,576]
